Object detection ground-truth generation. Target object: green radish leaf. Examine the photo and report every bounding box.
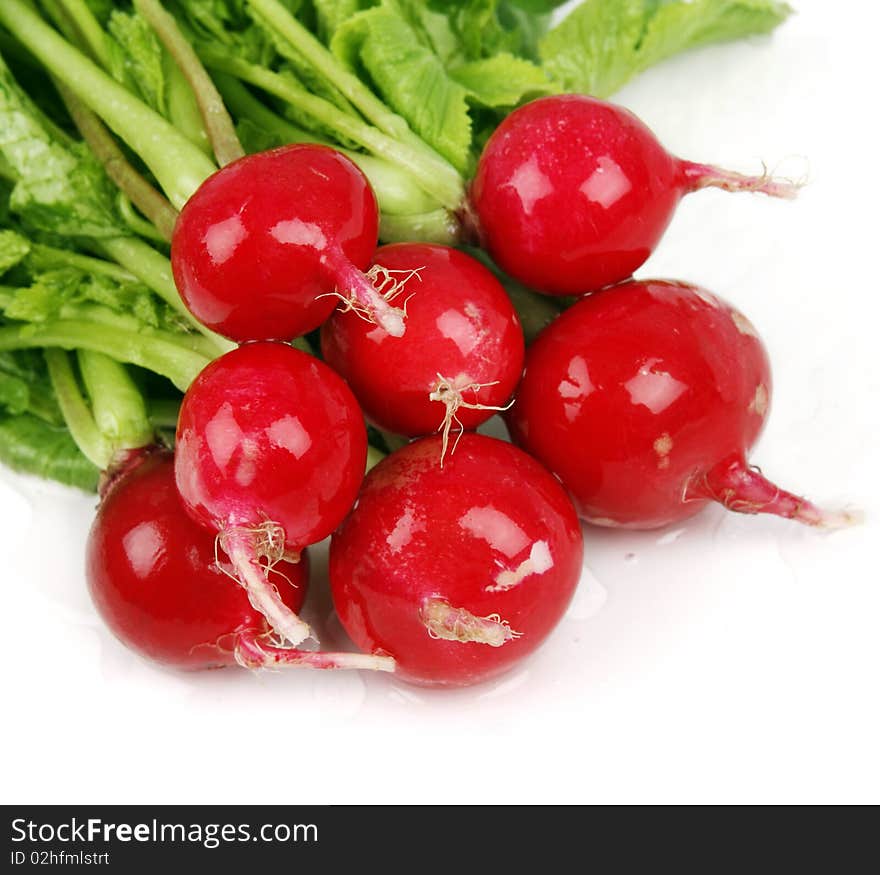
[0,372,29,415]
[0,412,99,491]
[0,229,30,275]
[450,52,557,107]
[0,350,62,425]
[540,0,792,98]
[0,57,124,238]
[312,0,376,41]
[332,4,473,172]
[107,10,168,116]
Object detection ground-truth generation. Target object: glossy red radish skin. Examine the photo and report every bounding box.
[175,342,367,644]
[87,453,392,671]
[87,452,307,670]
[172,144,403,341]
[321,244,524,446]
[329,434,583,687]
[471,95,799,296]
[507,279,853,530]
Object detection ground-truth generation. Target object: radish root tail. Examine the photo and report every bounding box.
[430,374,513,466]
[682,160,805,200]
[322,263,423,338]
[685,455,863,530]
[217,523,314,646]
[233,629,395,672]
[420,597,522,647]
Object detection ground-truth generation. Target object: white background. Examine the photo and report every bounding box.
[1,0,877,804]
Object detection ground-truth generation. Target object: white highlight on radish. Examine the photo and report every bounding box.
[558,356,595,422]
[269,218,327,250]
[436,308,482,356]
[204,402,242,472]
[267,415,312,459]
[122,521,164,580]
[386,506,425,553]
[731,309,759,337]
[504,156,553,215]
[580,155,632,208]
[459,505,529,557]
[625,359,687,414]
[204,215,246,265]
[750,384,769,417]
[488,540,554,592]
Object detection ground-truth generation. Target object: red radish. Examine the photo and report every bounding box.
[172,144,405,341]
[506,279,855,530]
[321,244,524,453]
[175,342,367,645]
[329,434,583,686]
[470,94,800,296]
[87,452,391,671]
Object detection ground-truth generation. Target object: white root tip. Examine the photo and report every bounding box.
[420,598,522,647]
[810,507,865,531]
[378,308,406,338]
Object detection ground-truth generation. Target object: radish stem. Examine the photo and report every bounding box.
[57,84,179,241]
[44,349,112,469]
[0,320,209,391]
[77,351,153,454]
[0,0,217,208]
[199,51,464,211]
[133,0,244,167]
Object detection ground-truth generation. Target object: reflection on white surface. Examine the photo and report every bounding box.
[565,567,609,621]
[311,670,367,719]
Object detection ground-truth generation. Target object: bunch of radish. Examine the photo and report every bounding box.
[86,93,854,688]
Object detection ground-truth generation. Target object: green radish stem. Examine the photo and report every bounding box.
[57,84,179,241]
[216,74,440,218]
[147,397,180,430]
[77,350,153,456]
[0,0,217,208]
[55,0,111,69]
[25,244,138,282]
[116,193,170,244]
[133,0,244,167]
[366,444,386,473]
[44,348,112,468]
[164,55,212,156]
[246,0,457,179]
[94,237,234,355]
[199,50,464,213]
[0,320,209,391]
[379,210,461,246]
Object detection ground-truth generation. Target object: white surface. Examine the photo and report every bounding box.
[1,0,878,804]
